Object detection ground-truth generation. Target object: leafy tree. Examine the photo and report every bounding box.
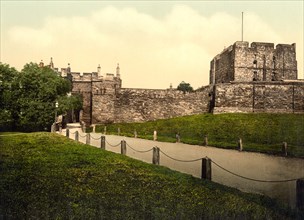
[57,94,82,115]
[0,64,18,130]
[13,63,72,131]
[177,81,194,94]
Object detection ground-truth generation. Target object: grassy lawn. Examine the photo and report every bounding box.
[95,113,304,157]
[0,132,301,219]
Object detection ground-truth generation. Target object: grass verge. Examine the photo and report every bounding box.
[95,113,304,157]
[0,132,301,219]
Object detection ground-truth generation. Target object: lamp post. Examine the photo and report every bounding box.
[52,101,59,132]
[55,101,58,122]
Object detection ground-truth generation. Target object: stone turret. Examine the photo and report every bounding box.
[39,60,44,68]
[97,64,102,77]
[49,57,54,69]
[116,63,120,78]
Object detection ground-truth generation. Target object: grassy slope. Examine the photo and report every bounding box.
[0,132,300,219]
[96,113,304,157]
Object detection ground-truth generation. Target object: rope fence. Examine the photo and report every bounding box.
[63,128,304,210]
[65,129,304,183]
[210,158,302,183]
[126,142,154,153]
[79,133,87,138]
[91,135,102,141]
[159,149,203,163]
[106,140,121,148]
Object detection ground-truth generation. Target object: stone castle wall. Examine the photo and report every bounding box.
[213,81,304,113]
[92,87,211,124]
[56,40,303,125]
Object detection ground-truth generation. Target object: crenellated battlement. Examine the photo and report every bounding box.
[210,41,298,84]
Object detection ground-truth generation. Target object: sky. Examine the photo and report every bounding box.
[0,0,303,89]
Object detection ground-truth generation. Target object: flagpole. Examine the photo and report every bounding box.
[242,12,244,41]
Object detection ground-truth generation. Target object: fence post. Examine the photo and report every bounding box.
[104,126,107,135]
[75,131,79,142]
[118,128,121,136]
[134,130,137,138]
[153,130,157,141]
[201,158,212,180]
[121,140,127,155]
[66,128,70,138]
[203,135,208,146]
[152,147,160,165]
[86,133,90,145]
[100,136,106,150]
[296,179,304,211]
[238,138,243,151]
[282,142,288,156]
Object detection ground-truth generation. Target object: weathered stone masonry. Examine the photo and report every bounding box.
[67,64,211,125]
[48,40,303,125]
[212,81,304,113]
[209,41,304,114]
[92,87,211,124]
[210,41,297,84]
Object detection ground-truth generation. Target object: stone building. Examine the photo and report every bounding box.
[210,41,297,84]
[209,41,304,114]
[47,40,304,125]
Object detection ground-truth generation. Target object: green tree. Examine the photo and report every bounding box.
[57,94,82,115]
[177,81,194,94]
[12,63,72,131]
[0,64,18,130]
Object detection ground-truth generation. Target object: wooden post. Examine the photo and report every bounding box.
[75,131,79,142]
[66,128,70,137]
[203,135,208,146]
[104,126,107,135]
[100,136,106,150]
[282,142,288,156]
[201,158,212,180]
[153,130,157,141]
[238,138,243,151]
[296,179,304,211]
[152,147,160,165]
[121,140,127,155]
[118,128,121,136]
[134,130,137,138]
[86,133,90,145]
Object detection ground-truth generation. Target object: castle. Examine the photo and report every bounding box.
[44,41,304,125]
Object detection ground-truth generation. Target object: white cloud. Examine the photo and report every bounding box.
[3,5,291,89]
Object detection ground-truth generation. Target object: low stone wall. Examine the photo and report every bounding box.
[213,81,304,113]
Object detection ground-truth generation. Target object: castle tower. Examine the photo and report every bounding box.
[39,60,44,68]
[209,41,298,84]
[116,63,120,78]
[67,63,71,73]
[97,64,101,77]
[49,57,54,69]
